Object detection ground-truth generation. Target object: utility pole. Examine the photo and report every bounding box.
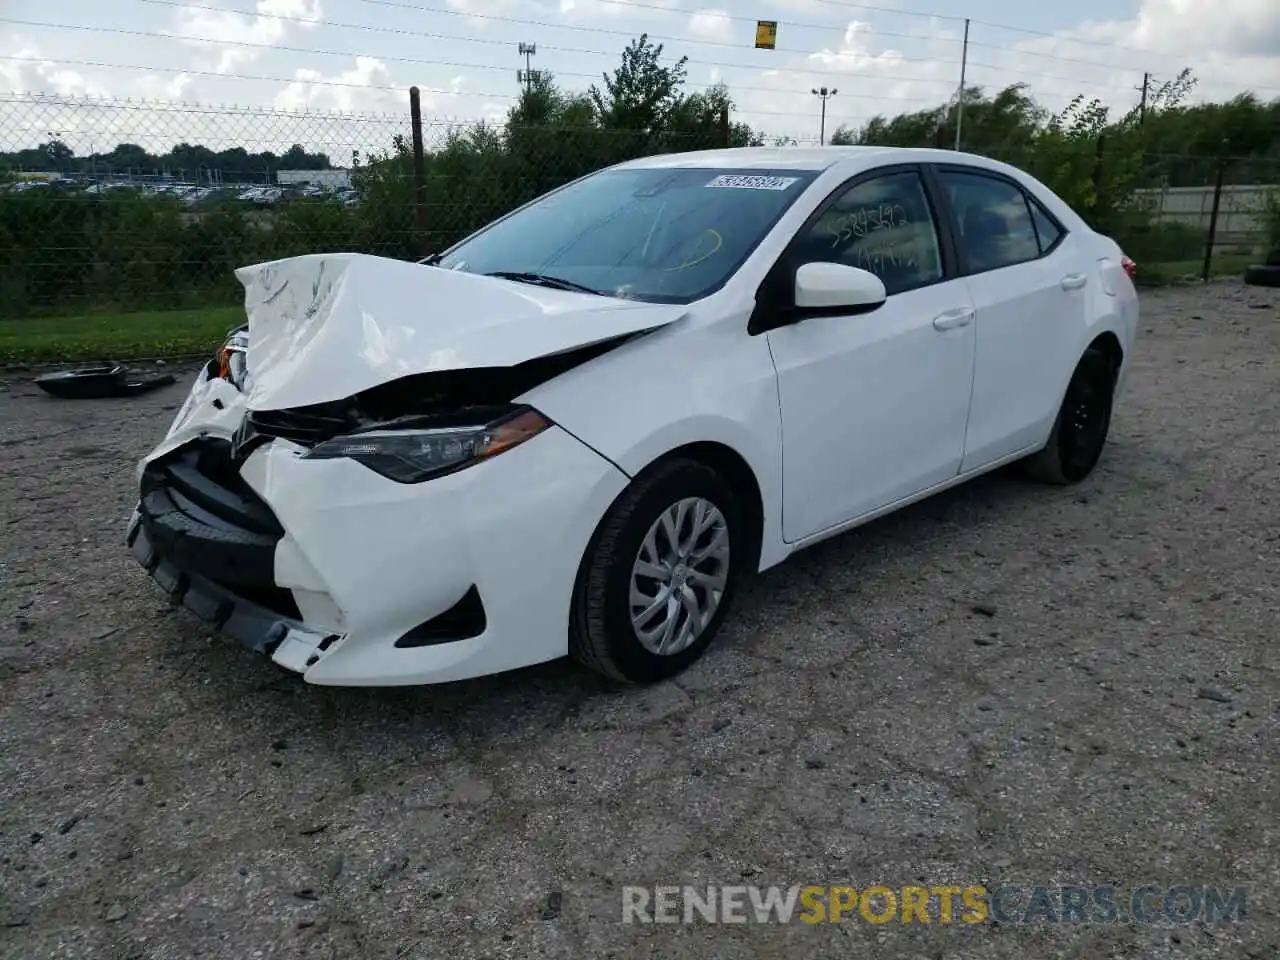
[517,42,537,92]
[1137,72,1151,126]
[954,18,970,150]
[811,87,837,145]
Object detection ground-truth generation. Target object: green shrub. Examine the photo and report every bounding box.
[1109,219,1205,263]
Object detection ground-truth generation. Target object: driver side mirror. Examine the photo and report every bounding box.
[793,261,886,316]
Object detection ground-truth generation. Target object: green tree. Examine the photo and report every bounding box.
[668,82,762,148]
[590,33,689,134]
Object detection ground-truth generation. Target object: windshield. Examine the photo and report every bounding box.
[434,167,818,304]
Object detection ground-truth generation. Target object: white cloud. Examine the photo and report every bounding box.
[809,20,907,71]
[134,72,195,100]
[0,46,110,98]
[731,0,1280,140]
[1,0,1276,152]
[273,56,410,113]
[175,0,323,74]
[561,0,681,20]
[688,10,732,43]
[445,0,525,29]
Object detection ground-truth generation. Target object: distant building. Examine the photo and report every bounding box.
[276,169,351,189]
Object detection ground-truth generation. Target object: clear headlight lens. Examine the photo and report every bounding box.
[301,407,552,483]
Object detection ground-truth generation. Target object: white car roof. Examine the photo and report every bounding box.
[611,145,1081,226]
[614,145,1011,174]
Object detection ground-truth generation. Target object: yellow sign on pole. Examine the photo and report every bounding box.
[754,20,777,50]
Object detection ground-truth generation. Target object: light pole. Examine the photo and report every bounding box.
[811,87,837,145]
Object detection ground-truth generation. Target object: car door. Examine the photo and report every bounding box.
[930,166,1088,471]
[758,165,977,543]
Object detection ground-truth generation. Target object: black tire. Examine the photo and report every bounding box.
[569,458,746,684]
[1023,346,1117,485]
[1242,264,1280,288]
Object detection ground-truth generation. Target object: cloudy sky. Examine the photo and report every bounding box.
[1,0,1277,156]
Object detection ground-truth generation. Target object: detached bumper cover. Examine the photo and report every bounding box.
[128,439,340,672]
[127,514,336,670]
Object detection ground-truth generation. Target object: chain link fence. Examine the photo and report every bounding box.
[0,91,726,320]
[1126,153,1280,283]
[1,91,1277,324]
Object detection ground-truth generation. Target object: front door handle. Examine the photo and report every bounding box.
[1061,273,1088,290]
[932,308,974,331]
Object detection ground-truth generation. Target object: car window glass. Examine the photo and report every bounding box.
[1028,198,1063,253]
[793,170,944,296]
[435,167,818,305]
[940,171,1041,272]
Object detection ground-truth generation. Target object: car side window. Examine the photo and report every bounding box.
[1028,197,1064,254]
[792,170,944,296]
[939,170,1041,273]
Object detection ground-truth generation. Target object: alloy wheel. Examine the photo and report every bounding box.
[628,497,731,656]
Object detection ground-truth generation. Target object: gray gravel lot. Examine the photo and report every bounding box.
[2,281,1278,960]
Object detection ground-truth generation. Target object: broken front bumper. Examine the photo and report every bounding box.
[126,439,339,673]
[128,415,633,686]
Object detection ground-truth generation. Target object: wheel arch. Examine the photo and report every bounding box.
[1087,329,1124,375]
[625,441,766,577]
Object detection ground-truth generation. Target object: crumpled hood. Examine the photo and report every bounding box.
[234,253,688,411]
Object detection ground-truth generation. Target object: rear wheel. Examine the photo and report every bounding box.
[570,458,744,684]
[1024,346,1116,485]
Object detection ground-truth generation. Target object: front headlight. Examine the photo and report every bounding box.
[215,328,250,390]
[300,407,552,483]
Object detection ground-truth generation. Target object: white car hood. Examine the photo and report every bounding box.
[234,252,687,411]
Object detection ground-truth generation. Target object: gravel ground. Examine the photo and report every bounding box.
[2,281,1278,960]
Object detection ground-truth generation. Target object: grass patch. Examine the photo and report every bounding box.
[0,306,243,364]
[1138,253,1255,287]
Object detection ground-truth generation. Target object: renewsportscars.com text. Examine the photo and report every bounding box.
[621,884,1249,925]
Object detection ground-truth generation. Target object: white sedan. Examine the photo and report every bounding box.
[127,147,1139,687]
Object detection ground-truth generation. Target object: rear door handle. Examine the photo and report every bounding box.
[932,308,974,331]
[1061,273,1088,290]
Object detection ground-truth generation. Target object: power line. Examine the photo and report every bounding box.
[966,17,1231,64]
[134,0,1280,95]
[13,15,1223,104]
[1,18,949,100]
[142,0,1280,78]
[0,90,873,146]
[0,55,932,121]
[355,0,1280,90]
[139,0,875,60]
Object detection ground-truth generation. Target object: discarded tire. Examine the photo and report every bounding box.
[1242,264,1280,288]
[35,365,178,399]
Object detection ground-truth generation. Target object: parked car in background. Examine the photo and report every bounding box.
[128,146,1139,688]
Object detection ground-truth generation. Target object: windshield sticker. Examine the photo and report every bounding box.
[705,174,799,191]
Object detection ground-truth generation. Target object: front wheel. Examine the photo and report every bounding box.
[569,459,745,684]
[1023,346,1117,485]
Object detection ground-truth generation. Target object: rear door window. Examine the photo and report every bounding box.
[938,170,1042,273]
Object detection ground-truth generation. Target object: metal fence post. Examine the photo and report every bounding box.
[408,86,429,258]
[718,103,730,149]
[1202,157,1228,283]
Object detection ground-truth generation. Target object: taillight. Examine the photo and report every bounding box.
[1121,256,1137,282]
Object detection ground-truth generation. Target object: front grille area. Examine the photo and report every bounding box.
[139,439,300,620]
[143,439,282,536]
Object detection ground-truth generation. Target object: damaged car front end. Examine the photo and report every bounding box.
[128,252,685,685]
